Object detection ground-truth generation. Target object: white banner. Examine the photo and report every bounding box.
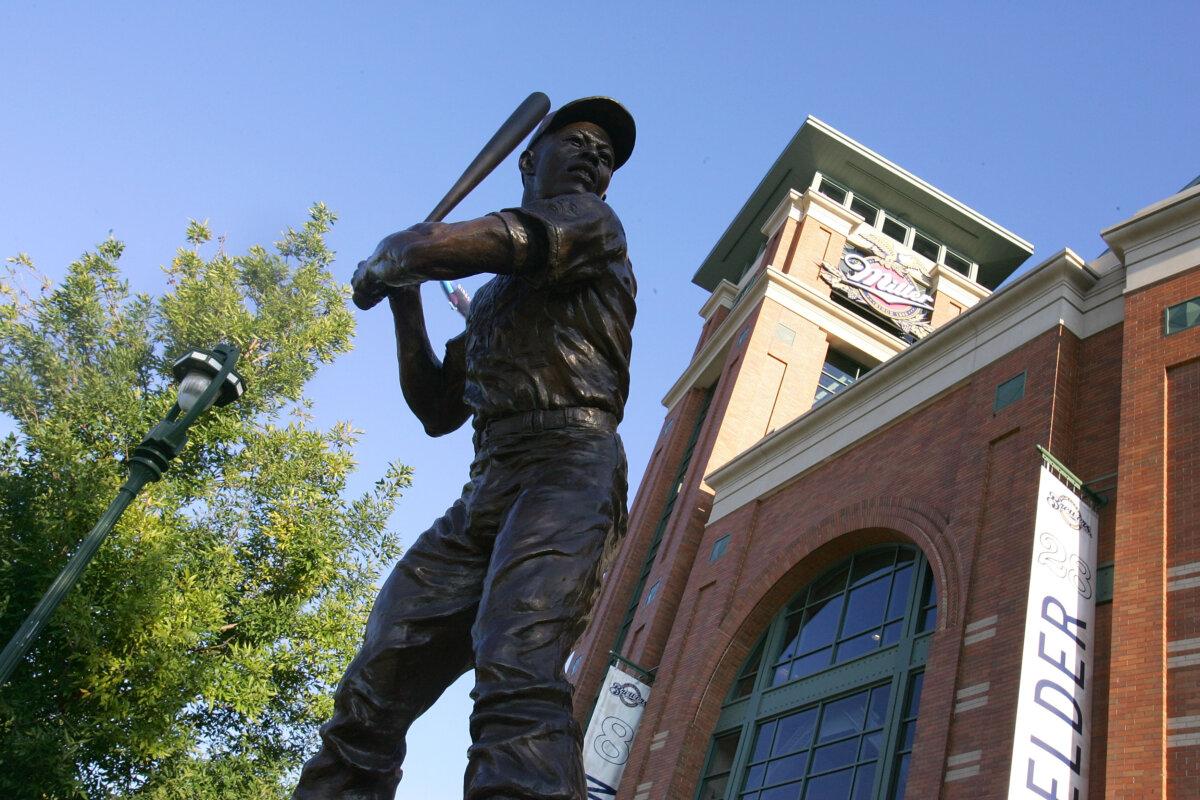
[582,664,652,799]
[1007,465,1100,799]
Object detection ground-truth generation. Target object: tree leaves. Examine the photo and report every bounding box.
[0,207,407,798]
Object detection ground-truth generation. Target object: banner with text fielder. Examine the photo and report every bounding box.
[1007,465,1099,799]
[583,664,652,799]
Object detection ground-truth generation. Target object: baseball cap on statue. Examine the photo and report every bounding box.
[528,96,636,170]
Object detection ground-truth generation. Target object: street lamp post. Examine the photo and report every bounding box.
[0,343,245,686]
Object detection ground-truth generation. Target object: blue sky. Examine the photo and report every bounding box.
[3,1,1198,796]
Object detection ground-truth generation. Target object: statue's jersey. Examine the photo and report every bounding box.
[455,193,636,428]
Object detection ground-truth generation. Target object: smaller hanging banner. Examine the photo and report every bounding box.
[582,664,652,799]
[1007,464,1100,799]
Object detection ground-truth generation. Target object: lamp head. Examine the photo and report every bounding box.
[171,344,244,412]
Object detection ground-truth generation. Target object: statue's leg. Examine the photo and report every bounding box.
[294,491,490,800]
[465,428,628,800]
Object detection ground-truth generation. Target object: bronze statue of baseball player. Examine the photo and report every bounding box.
[294,96,636,800]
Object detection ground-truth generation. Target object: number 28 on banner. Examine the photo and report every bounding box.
[594,716,635,765]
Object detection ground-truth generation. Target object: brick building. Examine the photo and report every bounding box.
[569,118,1200,799]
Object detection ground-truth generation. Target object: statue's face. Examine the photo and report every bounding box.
[521,121,614,200]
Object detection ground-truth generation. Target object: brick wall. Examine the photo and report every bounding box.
[571,385,714,724]
[582,319,1137,799]
[1106,265,1200,798]
[1069,322,1124,793]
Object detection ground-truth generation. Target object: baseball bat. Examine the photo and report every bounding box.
[358,92,551,311]
[425,91,551,224]
[425,91,550,318]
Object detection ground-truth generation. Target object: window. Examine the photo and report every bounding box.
[807,176,980,283]
[711,534,733,562]
[738,684,889,799]
[1166,296,1200,335]
[645,580,661,606]
[731,637,767,700]
[814,349,870,406]
[768,549,919,685]
[911,231,940,262]
[880,216,908,244]
[818,177,848,205]
[849,196,878,226]
[886,672,923,800]
[1097,562,1115,605]
[699,731,742,800]
[698,546,936,800]
[943,250,971,276]
[994,372,1026,412]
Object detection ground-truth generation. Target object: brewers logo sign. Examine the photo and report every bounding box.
[820,232,935,338]
[609,681,648,708]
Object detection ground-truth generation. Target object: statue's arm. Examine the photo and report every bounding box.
[387,286,470,437]
[363,216,527,289]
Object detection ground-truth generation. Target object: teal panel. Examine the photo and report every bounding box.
[994,371,1026,412]
[1097,562,1114,605]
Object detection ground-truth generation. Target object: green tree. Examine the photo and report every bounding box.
[0,206,408,798]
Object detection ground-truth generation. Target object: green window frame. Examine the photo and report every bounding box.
[645,579,662,606]
[993,371,1026,412]
[711,534,733,563]
[697,546,937,800]
[943,249,971,277]
[849,195,879,227]
[613,387,716,654]
[814,349,870,406]
[817,177,849,205]
[1165,296,1200,335]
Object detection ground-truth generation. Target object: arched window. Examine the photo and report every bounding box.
[697,545,937,800]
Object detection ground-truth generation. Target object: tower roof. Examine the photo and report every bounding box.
[693,117,1033,292]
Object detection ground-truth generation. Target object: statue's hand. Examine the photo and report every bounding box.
[352,230,425,310]
[351,258,388,310]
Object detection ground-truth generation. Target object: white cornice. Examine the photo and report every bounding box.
[1080,262,1125,337]
[1101,184,1200,294]
[764,271,907,363]
[663,268,771,412]
[797,189,863,237]
[761,188,867,247]
[805,116,1034,253]
[699,280,739,321]
[662,267,909,411]
[932,264,990,309]
[706,248,1113,523]
[761,189,805,242]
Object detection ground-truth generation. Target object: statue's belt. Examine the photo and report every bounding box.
[481,407,618,440]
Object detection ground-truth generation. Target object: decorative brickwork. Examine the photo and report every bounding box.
[1108,265,1200,798]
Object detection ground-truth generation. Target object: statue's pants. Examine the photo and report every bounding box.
[294,421,627,800]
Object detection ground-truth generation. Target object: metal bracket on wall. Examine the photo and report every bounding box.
[1036,445,1108,508]
[609,651,657,684]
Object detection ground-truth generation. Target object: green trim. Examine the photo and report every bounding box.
[612,386,715,655]
[609,651,656,683]
[1096,562,1114,605]
[697,545,934,800]
[1036,445,1106,508]
[710,533,732,562]
[1164,296,1200,336]
[993,371,1026,412]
